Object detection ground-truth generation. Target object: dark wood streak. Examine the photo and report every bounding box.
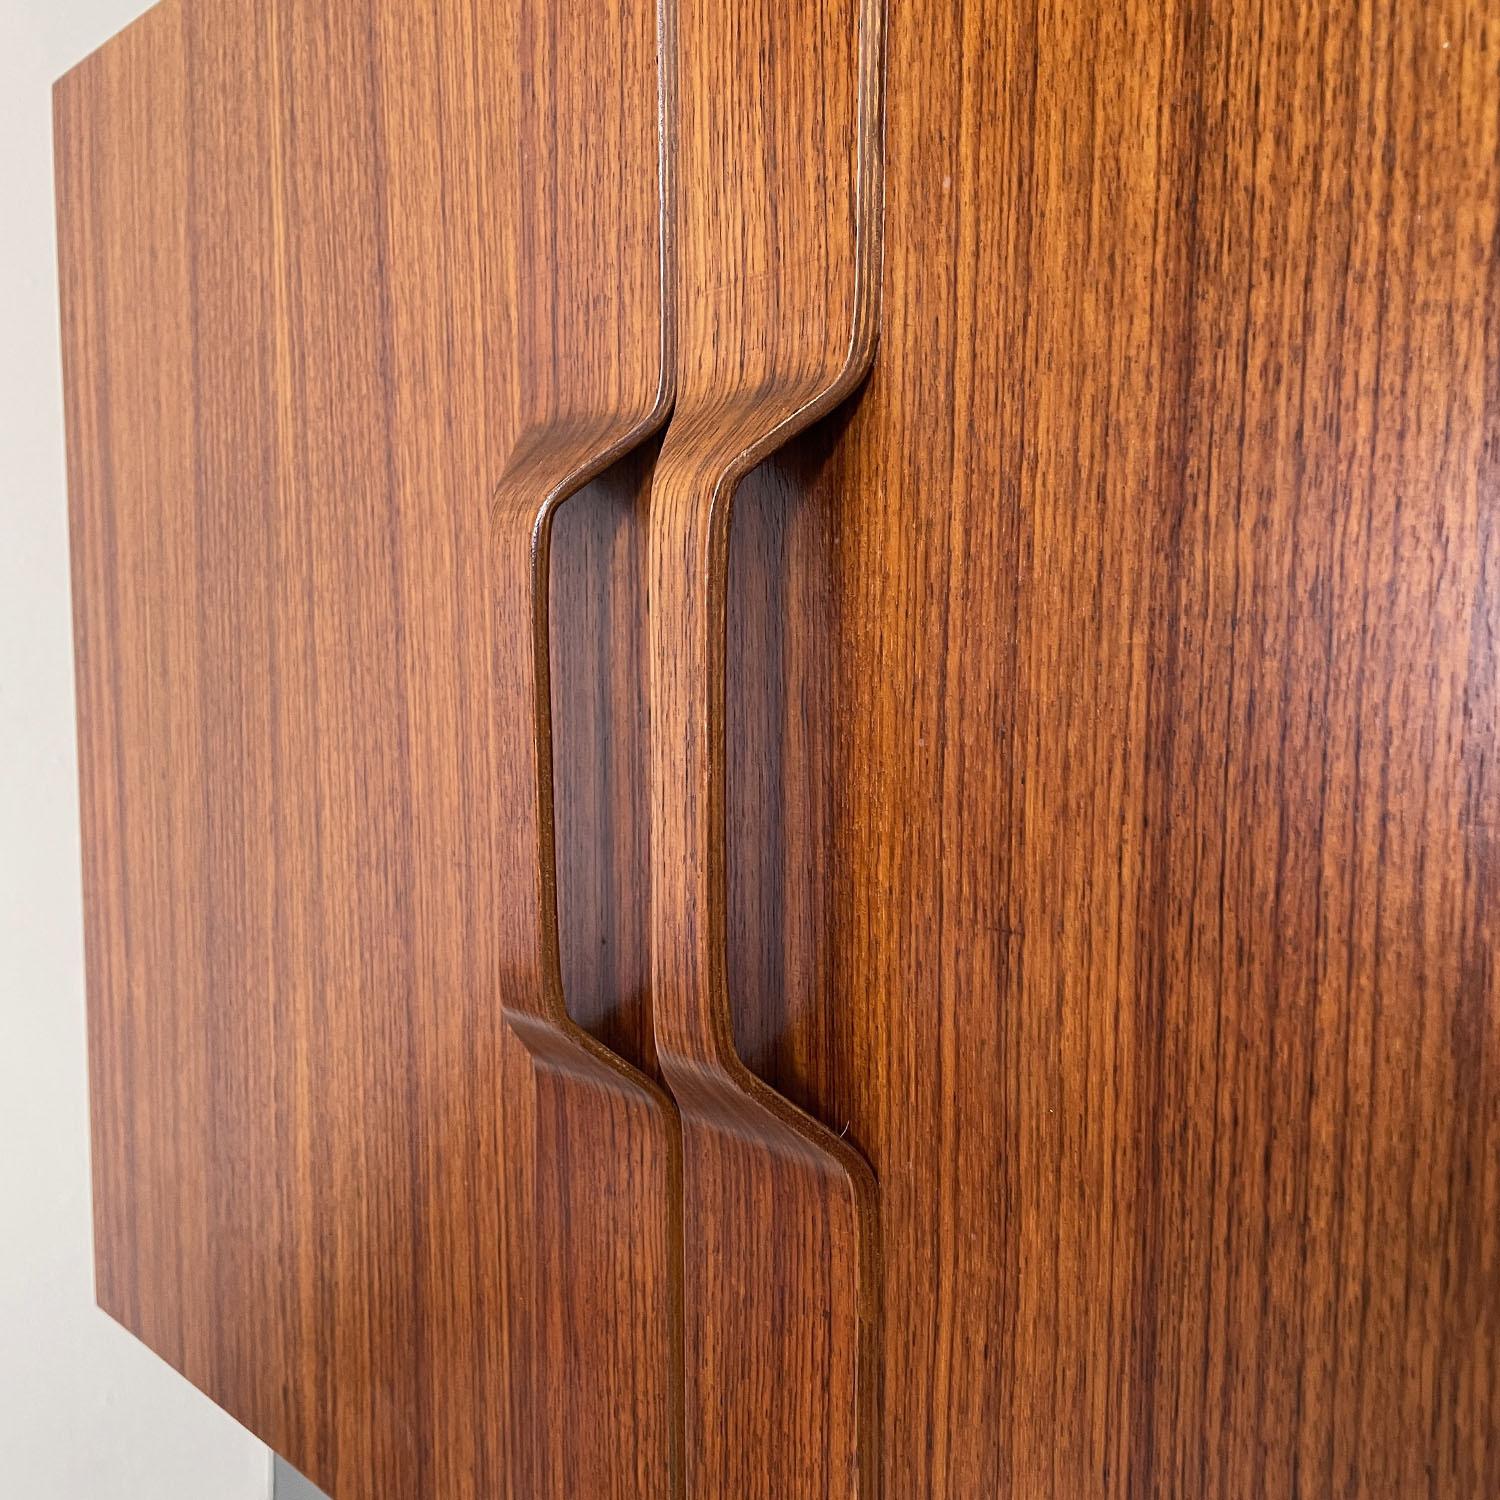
[647,0,886,1496]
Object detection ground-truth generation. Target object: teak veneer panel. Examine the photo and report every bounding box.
[57,0,1500,1493]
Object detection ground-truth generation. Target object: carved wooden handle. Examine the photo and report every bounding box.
[495,422,669,1066]
[648,0,887,1493]
[493,421,685,1498]
[489,1,684,1494]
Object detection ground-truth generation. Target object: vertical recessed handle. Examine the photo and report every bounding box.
[649,0,887,1494]
[489,0,683,1494]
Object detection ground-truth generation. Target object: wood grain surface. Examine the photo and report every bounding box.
[58,0,1500,1493]
[742,0,1500,1492]
[647,0,885,1496]
[488,0,682,1494]
[58,3,520,1492]
[55,0,676,1493]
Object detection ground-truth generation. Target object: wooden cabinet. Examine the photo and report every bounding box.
[56,0,1498,1494]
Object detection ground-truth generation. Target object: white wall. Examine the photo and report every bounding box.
[0,0,272,1493]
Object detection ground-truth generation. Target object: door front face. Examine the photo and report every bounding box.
[59,0,1499,1495]
[728,0,1499,1493]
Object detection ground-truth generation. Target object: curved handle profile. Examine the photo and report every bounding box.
[489,0,683,1494]
[648,0,887,1494]
[493,420,684,1499]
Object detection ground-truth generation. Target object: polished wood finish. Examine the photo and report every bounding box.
[56,0,675,1493]
[743,0,1499,1492]
[58,4,519,1491]
[58,2,518,1489]
[489,0,682,1493]
[59,0,1499,1493]
[647,0,884,1495]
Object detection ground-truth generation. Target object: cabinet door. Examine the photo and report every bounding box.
[724,0,1499,1492]
[57,0,675,1494]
